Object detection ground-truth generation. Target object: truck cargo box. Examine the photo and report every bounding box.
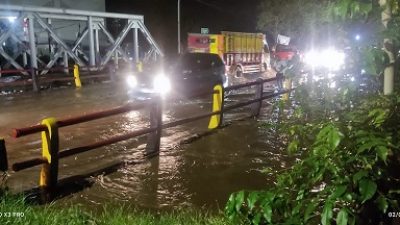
[187,31,269,78]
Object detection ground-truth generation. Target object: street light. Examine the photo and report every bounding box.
[177,0,181,54]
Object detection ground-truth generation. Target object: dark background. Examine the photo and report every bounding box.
[106,0,261,56]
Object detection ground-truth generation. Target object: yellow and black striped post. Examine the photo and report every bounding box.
[136,61,143,72]
[39,118,59,200]
[208,84,224,129]
[282,79,292,101]
[73,64,82,88]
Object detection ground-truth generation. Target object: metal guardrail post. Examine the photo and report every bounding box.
[73,64,82,88]
[251,78,264,117]
[208,84,224,129]
[146,98,162,155]
[0,138,8,172]
[39,118,59,200]
[108,63,116,82]
[31,68,39,92]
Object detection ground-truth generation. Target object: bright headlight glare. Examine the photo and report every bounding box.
[153,73,171,94]
[305,48,345,71]
[126,75,137,88]
[321,48,345,71]
[304,51,321,67]
[8,16,16,23]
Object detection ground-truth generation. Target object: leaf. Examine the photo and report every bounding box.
[376,196,389,213]
[359,179,377,203]
[316,124,342,150]
[288,140,299,154]
[321,202,333,225]
[292,203,302,215]
[350,1,360,17]
[235,191,245,212]
[264,191,276,202]
[336,208,348,225]
[359,2,372,17]
[335,0,351,20]
[327,126,342,149]
[357,142,375,153]
[344,193,353,201]
[262,204,272,223]
[368,109,388,127]
[304,201,318,222]
[331,185,347,199]
[376,146,389,163]
[225,194,237,217]
[252,213,262,225]
[353,170,368,183]
[296,189,305,201]
[246,192,259,210]
[362,49,377,74]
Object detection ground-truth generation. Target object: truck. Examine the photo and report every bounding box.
[187,31,270,80]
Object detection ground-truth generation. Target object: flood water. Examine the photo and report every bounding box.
[0,81,291,211]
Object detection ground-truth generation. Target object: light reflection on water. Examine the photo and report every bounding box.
[0,82,291,211]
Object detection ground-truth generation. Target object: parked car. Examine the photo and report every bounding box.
[125,53,228,97]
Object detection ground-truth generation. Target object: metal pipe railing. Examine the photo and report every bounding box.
[224,90,289,112]
[12,102,149,138]
[12,126,158,172]
[4,76,288,201]
[225,77,277,91]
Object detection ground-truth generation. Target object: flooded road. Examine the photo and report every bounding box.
[0,80,291,211]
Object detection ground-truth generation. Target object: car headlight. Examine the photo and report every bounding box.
[126,75,138,88]
[153,73,171,95]
[305,48,345,71]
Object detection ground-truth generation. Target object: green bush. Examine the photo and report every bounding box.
[225,72,400,224]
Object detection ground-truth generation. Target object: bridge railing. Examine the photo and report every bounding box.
[0,76,290,200]
[0,65,117,90]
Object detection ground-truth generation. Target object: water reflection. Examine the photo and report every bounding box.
[1,82,291,211]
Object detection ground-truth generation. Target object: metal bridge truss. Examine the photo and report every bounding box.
[0,4,163,76]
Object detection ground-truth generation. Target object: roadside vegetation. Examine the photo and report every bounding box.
[2,0,400,224]
[0,193,230,225]
[226,0,400,224]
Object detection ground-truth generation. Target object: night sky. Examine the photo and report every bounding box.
[106,0,261,55]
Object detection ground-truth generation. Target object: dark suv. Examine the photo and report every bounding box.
[126,53,227,97]
[173,53,227,93]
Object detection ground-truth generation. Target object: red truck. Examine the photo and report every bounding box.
[270,44,300,71]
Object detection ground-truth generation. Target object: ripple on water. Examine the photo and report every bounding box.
[2,83,290,211]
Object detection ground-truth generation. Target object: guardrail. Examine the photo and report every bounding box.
[0,65,115,91]
[0,77,289,201]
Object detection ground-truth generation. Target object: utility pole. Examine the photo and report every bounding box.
[177,0,181,54]
[379,0,395,95]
